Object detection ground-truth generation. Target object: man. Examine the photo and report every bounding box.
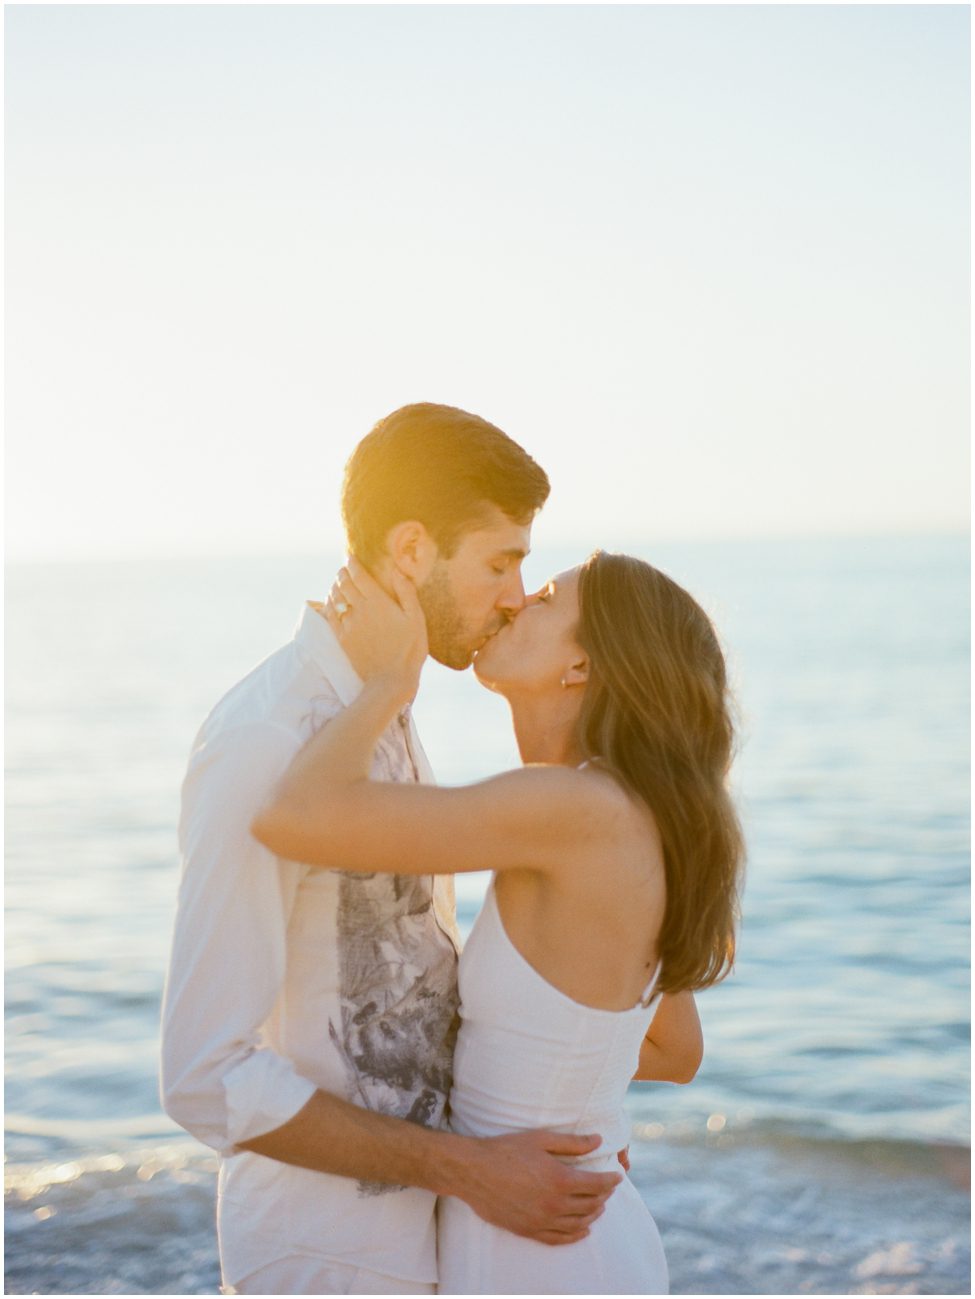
[160,404,621,1296]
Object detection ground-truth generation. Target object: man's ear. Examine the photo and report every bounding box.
[384,520,439,583]
[563,657,589,688]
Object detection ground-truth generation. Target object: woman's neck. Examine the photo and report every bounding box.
[507,693,584,767]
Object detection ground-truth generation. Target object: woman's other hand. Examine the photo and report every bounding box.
[323,557,428,701]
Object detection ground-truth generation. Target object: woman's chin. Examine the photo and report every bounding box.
[472,643,505,691]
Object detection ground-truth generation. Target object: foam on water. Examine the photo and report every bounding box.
[5,1130,969,1295]
[5,1145,221,1296]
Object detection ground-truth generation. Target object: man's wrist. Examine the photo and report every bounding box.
[419,1129,481,1199]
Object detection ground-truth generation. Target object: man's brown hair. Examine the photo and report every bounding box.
[341,403,550,565]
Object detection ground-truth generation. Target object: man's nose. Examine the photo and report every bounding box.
[498,572,526,618]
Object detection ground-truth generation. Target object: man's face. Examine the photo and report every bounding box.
[417,506,532,670]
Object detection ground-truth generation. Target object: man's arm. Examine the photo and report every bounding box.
[242,1091,620,1245]
[161,720,321,1152]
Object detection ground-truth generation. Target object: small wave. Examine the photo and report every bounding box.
[629,1115,971,1189]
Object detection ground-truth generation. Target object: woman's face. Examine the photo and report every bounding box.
[473,566,585,695]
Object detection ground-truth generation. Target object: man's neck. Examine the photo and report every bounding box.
[360,555,397,600]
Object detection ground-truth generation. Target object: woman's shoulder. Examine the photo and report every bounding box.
[498,766,664,906]
[499,762,650,838]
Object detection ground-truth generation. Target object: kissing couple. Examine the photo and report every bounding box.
[161,402,743,1295]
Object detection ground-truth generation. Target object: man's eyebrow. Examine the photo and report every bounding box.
[496,547,529,560]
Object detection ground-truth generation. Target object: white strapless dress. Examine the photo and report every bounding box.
[437,880,669,1295]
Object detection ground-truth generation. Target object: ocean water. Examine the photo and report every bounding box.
[5,536,970,1295]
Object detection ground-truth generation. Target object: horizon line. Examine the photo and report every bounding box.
[4,528,969,570]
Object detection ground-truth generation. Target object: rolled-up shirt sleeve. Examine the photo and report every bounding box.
[160,719,318,1155]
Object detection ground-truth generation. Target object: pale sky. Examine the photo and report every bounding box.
[5,4,970,562]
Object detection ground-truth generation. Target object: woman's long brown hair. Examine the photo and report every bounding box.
[577,551,744,993]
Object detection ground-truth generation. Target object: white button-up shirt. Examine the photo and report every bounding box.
[161,604,461,1286]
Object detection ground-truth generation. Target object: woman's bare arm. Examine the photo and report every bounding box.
[251,674,624,876]
[633,992,703,1084]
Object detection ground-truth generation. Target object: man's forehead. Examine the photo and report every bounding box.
[468,521,532,557]
[461,506,532,555]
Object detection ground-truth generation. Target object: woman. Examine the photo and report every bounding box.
[252,550,744,1295]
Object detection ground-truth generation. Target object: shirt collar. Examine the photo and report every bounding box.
[293,602,363,707]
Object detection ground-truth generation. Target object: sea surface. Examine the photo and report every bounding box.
[5,536,970,1295]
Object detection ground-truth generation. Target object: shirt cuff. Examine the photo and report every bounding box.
[223,1048,319,1153]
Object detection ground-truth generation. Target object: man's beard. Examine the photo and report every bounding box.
[417,561,477,670]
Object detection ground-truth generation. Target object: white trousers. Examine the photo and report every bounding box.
[229,1255,436,1295]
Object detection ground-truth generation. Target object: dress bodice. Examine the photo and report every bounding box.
[449,879,661,1161]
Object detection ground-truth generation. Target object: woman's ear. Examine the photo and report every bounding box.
[384,520,438,583]
[563,657,589,688]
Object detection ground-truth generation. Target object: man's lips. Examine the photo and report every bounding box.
[473,622,509,655]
